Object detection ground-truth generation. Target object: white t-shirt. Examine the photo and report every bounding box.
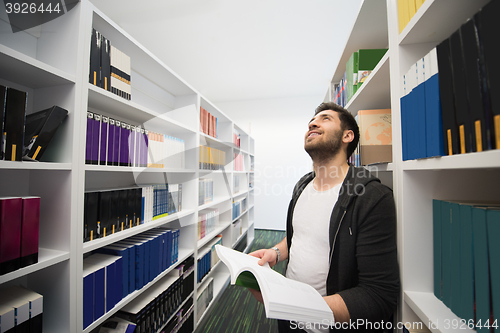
[286,180,341,333]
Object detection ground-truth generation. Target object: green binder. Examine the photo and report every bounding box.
[357,49,388,89]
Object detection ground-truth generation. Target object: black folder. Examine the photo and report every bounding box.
[99,191,112,237]
[475,0,500,149]
[460,18,488,152]
[100,34,111,91]
[23,105,68,161]
[90,29,101,86]
[3,87,27,161]
[436,38,459,155]
[84,192,99,242]
[449,30,472,154]
[0,85,6,160]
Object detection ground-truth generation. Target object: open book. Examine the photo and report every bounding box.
[215,245,334,324]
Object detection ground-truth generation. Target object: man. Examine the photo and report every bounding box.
[250,102,399,332]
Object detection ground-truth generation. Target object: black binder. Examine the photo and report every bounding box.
[90,29,101,86]
[3,87,27,161]
[0,85,6,160]
[101,34,111,91]
[23,105,68,161]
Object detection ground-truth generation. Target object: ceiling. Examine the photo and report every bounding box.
[89,0,362,103]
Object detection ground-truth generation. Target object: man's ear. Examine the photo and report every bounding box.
[343,129,354,144]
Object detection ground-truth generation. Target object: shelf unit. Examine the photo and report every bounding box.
[0,1,255,332]
[324,0,497,332]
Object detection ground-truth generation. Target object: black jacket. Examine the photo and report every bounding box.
[286,165,399,331]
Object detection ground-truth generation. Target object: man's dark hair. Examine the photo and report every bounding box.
[314,102,360,158]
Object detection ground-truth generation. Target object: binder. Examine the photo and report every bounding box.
[486,209,500,329]
[23,105,68,161]
[450,30,472,154]
[449,202,461,316]
[459,203,474,322]
[0,85,6,160]
[6,286,43,333]
[107,118,116,166]
[113,119,121,166]
[460,18,488,152]
[472,207,491,333]
[100,34,111,91]
[415,58,427,159]
[3,87,27,161]
[89,28,101,87]
[98,191,111,237]
[357,49,388,90]
[129,125,136,168]
[475,0,500,149]
[0,197,22,275]
[84,191,99,242]
[436,38,459,156]
[0,302,15,333]
[83,260,105,326]
[97,245,130,298]
[86,112,93,164]
[99,116,108,165]
[20,196,40,268]
[119,122,129,167]
[432,199,442,300]
[440,200,451,307]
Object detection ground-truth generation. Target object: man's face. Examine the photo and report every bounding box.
[304,110,344,160]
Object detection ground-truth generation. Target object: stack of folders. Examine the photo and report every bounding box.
[83,184,182,242]
[200,107,218,139]
[1,85,68,162]
[401,48,442,160]
[198,178,213,206]
[196,278,213,323]
[397,0,427,33]
[0,286,43,333]
[433,200,500,332]
[117,258,194,333]
[90,29,131,100]
[83,253,123,329]
[436,0,499,156]
[197,209,219,241]
[85,111,185,169]
[199,145,226,170]
[232,197,247,220]
[332,49,388,107]
[0,197,40,275]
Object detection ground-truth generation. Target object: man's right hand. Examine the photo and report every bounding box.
[249,248,277,267]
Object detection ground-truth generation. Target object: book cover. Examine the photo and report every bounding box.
[86,112,94,164]
[23,105,68,161]
[0,197,22,275]
[20,196,40,268]
[472,207,491,333]
[99,191,111,237]
[436,38,459,156]
[440,200,451,307]
[449,30,472,154]
[91,113,101,165]
[358,109,392,165]
[475,0,500,150]
[113,120,121,166]
[89,28,101,86]
[357,49,388,89]
[215,245,334,324]
[0,286,30,332]
[6,286,43,333]
[449,202,461,316]
[0,85,6,160]
[101,34,111,91]
[129,125,136,168]
[432,199,442,300]
[119,122,129,167]
[3,87,27,161]
[107,118,116,166]
[460,18,488,153]
[415,59,427,159]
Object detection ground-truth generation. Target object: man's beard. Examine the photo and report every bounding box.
[304,129,343,163]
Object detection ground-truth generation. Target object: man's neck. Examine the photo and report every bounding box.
[312,155,350,192]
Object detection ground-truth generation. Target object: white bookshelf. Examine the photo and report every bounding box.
[0,0,255,332]
[325,0,497,332]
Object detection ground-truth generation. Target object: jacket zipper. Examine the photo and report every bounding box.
[328,209,347,266]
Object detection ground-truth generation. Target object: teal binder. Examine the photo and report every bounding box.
[433,199,442,300]
[449,202,461,316]
[441,201,451,307]
[459,203,474,322]
[487,209,500,332]
[472,207,490,332]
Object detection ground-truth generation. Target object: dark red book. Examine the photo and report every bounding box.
[20,197,40,268]
[0,197,22,275]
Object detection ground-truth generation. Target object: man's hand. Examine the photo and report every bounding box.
[249,249,277,267]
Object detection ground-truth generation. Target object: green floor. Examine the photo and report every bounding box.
[195,229,287,333]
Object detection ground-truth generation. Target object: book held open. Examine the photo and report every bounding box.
[215,245,334,324]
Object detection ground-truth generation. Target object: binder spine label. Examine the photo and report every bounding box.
[447,129,453,155]
[459,125,465,154]
[475,120,483,152]
[495,115,500,149]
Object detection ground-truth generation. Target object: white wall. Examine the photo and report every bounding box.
[217,95,323,231]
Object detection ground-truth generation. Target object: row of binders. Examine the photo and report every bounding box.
[84,184,182,242]
[197,236,222,284]
[402,0,500,161]
[1,85,68,162]
[397,0,426,33]
[331,49,388,107]
[197,209,219,241]
[350,109,392,166]
[196,278,213,324]
[199,107,218,139]
[90,29,132,100]
[198,178,214,206]
[0,197,39,275]
[86,112,185,169]
[0,285,43,333]
[199,145,226,170]
[232,197,247,220]
[433,200,500,332]
[83,228,180,329]
[116,256,194,333]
